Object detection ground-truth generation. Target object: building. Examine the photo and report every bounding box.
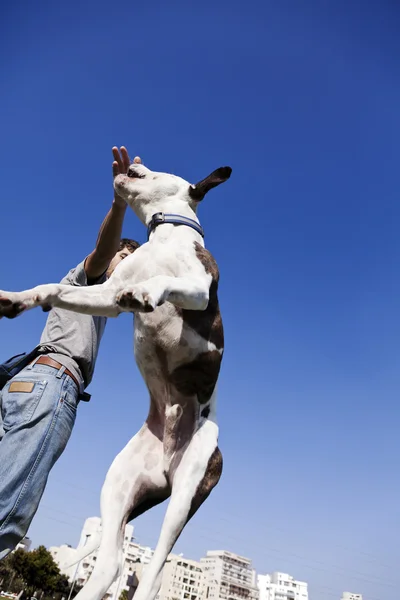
[15,537,32,552]
[50,544,79,581]
[341,594,362,600]
[257,572,308,600]
[201,550,259,600]
[51,517,154,600]
[156,554,204,600]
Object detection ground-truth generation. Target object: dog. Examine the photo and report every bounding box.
[0,160,232,600]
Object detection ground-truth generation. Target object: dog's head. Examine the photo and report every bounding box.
[114,163,232,224]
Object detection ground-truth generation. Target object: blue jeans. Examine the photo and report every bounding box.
[0,362,79,559]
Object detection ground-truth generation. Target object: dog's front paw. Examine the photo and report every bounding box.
[0,292,28,319]
[116,285,166,313]
[0,291,45,319]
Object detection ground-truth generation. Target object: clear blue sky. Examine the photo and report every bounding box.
[1,1,400,599]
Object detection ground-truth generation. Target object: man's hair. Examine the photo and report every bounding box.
[119,238,140,253]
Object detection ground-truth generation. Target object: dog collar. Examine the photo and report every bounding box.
[147,212,204,241]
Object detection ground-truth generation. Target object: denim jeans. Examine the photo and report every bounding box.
[0,362,79,559]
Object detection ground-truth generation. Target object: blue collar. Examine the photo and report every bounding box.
[147,212,204,241]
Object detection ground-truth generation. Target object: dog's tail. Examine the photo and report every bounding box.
[60,532,101,570]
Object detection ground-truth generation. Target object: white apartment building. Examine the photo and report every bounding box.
[156,554,204,600]
[51,517,154,600]
[257,572,308,600]
[201,550,259,600]
[341,594,362,600]
[50,544,79,581]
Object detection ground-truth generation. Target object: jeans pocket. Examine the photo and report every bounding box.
[1,378,48,430]
[62,385,79,412]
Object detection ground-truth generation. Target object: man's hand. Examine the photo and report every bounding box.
[112,147,141,208]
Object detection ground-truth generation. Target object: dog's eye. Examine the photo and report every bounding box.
[127,170,145,179]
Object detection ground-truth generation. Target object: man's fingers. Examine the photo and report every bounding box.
[112,160,119,178]
[113,147,142,176]
[112,146,124,173]
[120,146,131,172]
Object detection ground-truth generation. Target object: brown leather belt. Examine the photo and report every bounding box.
[32,355,80,390]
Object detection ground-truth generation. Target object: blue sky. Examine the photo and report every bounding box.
[1,1,400,598]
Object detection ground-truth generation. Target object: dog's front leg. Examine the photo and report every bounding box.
[0,281,121,319]
[116,275,210,313]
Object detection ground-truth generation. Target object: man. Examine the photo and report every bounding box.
[0,146,140,559]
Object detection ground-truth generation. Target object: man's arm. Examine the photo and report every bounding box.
[84,147,140,281]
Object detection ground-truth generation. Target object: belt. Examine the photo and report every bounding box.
[31,355,81,390]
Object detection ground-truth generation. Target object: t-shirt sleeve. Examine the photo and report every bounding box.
[60,259,108,287]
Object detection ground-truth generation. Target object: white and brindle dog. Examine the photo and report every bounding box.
[0,160,232,600]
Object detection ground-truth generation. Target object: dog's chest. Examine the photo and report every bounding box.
[119,241,200,286]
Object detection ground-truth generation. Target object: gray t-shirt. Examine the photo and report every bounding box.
[40,260,107,389]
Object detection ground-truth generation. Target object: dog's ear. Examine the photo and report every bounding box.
[188,166,232,201]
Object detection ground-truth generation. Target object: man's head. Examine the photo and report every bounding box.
[107,238,140,277]
[113,163,232,225]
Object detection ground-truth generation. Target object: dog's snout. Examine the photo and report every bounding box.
[127,165,145,179]
[127,165,136,177]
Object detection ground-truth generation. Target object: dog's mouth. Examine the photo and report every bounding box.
[127,170,145,179]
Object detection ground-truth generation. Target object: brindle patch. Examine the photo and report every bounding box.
[127,474,170,522]
[128,491,170,522]
[188,447,223,520]
[194,242,219,280]
[170,350,221,404]
[176,242,224,350]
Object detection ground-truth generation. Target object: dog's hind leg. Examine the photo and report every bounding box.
[73,424,170,600]
[133,417,222,600]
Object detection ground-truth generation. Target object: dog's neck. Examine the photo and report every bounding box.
[146,198,203,245]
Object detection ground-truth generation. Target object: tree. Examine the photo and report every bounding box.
[6,549,31,593]
[3,546,76,598]
[7,549,29,581]
[0,554,25,593]
[119,589,129,600]
[0,554,14,579]
[20,546,61,596]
